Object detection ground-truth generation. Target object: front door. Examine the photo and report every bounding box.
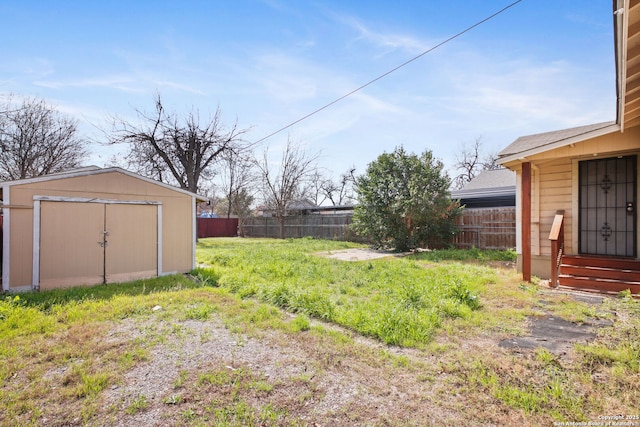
[579,156,637,257]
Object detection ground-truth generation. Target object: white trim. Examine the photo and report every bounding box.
[617,0,629,130]
[160,271,177,277]
[33,195,162,205]
[32,196,164,290]
[192,195,197,270]
[32,200,41,291]
[157,204,163,276]
[1,167,207,202]
[499,124,621,165]
[2,186,10,291]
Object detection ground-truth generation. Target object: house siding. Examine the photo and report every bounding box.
[506,128,640,279]
[538,158,573,257]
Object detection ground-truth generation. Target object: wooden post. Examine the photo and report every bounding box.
[522,162,532,282]
[549,211,565,288]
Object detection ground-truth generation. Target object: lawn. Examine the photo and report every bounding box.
[0,237,638,426]
[195,238,494,347]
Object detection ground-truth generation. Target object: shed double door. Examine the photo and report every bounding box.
[39,202,158,289]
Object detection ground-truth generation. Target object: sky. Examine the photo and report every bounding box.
[0,0,617,190]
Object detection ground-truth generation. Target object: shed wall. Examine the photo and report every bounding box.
[4,171,195,289]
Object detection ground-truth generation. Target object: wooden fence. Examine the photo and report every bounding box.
[452,207,516,250]
[240,207,515,250]
[197,218,239,238]
[243,215,354,240]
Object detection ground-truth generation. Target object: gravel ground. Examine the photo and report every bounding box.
[96,313,463,426]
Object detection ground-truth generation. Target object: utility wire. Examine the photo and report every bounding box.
[253,0,523,145]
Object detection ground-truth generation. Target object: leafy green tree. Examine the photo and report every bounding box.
[352,146,460,251]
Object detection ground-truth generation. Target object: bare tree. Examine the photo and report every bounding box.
[216,148,256,236]
[481,152,500,171]
[109,94,249,193]
[453,137,482,190]
[322,167,357,206]
[307,171,331,207]
[218,148,255,217]
[453,137,499,190]
[0,96,87,180]
[254,137,319,239]
[214,188,254,236]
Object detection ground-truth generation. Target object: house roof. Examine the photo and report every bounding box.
[498,121,618,163]
[451,168,515,200]
[0,166,208,202]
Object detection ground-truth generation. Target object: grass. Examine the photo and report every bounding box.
[196,238,500,347]
[0,237,638,426]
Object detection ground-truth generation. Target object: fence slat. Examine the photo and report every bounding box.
[242,207,516,249]
[197,218,239,238]
[243,215,353,240]
[453,207,516,250]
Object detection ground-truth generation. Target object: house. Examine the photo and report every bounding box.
[450,168,516,209]
[1,166,207,292]
[498,0,640,294]
[256,199,318,217]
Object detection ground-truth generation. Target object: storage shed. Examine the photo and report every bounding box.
[1,166,206,292]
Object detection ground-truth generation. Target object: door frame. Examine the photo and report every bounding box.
[32,195,163,290]
[576,155,637,258]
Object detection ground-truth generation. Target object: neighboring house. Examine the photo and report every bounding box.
[498,0,640,294]
[450,168,516,208]
[315,204,355,215]
[1,166,206,292]
[257,199,317,217]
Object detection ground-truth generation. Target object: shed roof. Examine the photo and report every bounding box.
[0,166,208,202]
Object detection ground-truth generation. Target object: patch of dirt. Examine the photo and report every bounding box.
[499,290,614,356]
[316,248,410,261]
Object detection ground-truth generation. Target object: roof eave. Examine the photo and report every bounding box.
[615,0,628,129]
[0,167,208,202]
[498,123,621,166]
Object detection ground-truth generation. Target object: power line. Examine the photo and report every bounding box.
[253,0,523,145]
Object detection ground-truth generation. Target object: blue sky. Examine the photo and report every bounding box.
[0,0,616,185]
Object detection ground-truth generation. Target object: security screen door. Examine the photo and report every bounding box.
[578,156,637,257]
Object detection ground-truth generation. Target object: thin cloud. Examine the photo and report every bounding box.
[33,76,144,93]
[328,11,430,56]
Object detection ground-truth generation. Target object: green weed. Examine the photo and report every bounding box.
[189,267,221,286]
[183,302,217,320]
[410,247,517,262]
[290,314,311,332]
[125,395,148,415]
